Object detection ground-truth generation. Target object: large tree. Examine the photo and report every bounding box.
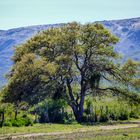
[3,22,140,122]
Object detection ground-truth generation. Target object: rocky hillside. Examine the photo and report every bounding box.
[101,17,140,62]
[0,18,140,87]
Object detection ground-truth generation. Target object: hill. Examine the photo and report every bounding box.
[0,17,140,87]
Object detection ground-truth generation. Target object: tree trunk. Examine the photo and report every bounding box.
[74,85,85,123]
[74,109,84,123]
[71,96,85,123]
[14,107,18,120]
[66,77,86,123]
[0,110,5,128]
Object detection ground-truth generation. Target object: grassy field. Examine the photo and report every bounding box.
[0,120,140,140]
[38,127,140,140]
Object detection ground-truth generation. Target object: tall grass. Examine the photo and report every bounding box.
[84,96,140,122]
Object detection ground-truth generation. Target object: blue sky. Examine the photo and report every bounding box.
[0,0,140,29]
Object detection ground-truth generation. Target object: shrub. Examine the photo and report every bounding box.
[4,121,12,127]
[100,113,109,122]
[84,96,140,123]
[34,99,69,123]
[6,117,33,127]
[24,117,33,126]
[118,110,129,120]
[11,119,24,127]
[130,110,139,119]
[63,113,75,124]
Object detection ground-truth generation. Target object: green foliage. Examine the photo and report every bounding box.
[33,99,71,123]
[4,117,33,127]
[129,106,140,119]
[3,121,12,127]
[84,97,140,122]
[3,54,54,105]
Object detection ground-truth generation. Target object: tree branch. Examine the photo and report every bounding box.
[66,78,75,103]
[74,52,82,72]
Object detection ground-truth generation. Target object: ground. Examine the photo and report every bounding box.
[0,120,140,140]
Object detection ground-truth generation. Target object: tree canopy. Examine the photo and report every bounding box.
[3,22,140,122]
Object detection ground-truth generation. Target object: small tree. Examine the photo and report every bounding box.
[0,95,12,127]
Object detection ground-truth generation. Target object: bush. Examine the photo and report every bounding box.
[130,111,139,119]
[100,113,109,122]
[34,99,69,123]
[63,113,75,124]
[24,117,33,126]
[11,119,24,127]
[5,117,33,127]
[4,121,12,127]
[118,110,129,120]
[84,97,140,123]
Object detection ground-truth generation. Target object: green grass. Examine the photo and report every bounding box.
[43,127,140,140]
[1,126,140,140]
[0,120,140,140]
[0,123,98,138]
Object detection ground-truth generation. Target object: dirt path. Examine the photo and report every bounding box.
[0,122,140,140]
